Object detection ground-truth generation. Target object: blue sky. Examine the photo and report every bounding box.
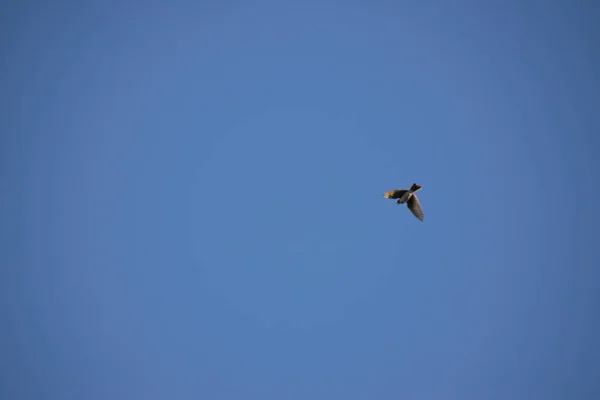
[2,1,599,399]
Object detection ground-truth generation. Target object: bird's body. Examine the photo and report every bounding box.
[383,183,424,221]
[396,190,412,204]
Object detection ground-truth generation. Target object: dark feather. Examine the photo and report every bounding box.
[407,194,424,221]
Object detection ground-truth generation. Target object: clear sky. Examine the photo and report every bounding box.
[2,1,599,399]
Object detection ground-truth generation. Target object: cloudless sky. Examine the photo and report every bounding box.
[2,0,599,399]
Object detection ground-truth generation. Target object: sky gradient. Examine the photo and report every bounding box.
[2,1,600,399]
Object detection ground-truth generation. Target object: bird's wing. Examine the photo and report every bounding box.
[407,194,424,221]
[384,189,407,199]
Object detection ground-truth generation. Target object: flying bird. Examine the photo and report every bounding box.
[383,183,424,221]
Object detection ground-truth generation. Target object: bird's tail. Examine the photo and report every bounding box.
[409,183,422,192]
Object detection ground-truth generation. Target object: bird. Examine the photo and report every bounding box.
[383,183,424,221]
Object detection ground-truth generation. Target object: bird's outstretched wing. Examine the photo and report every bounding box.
[383,189,408,199]
[407,194,424,221]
